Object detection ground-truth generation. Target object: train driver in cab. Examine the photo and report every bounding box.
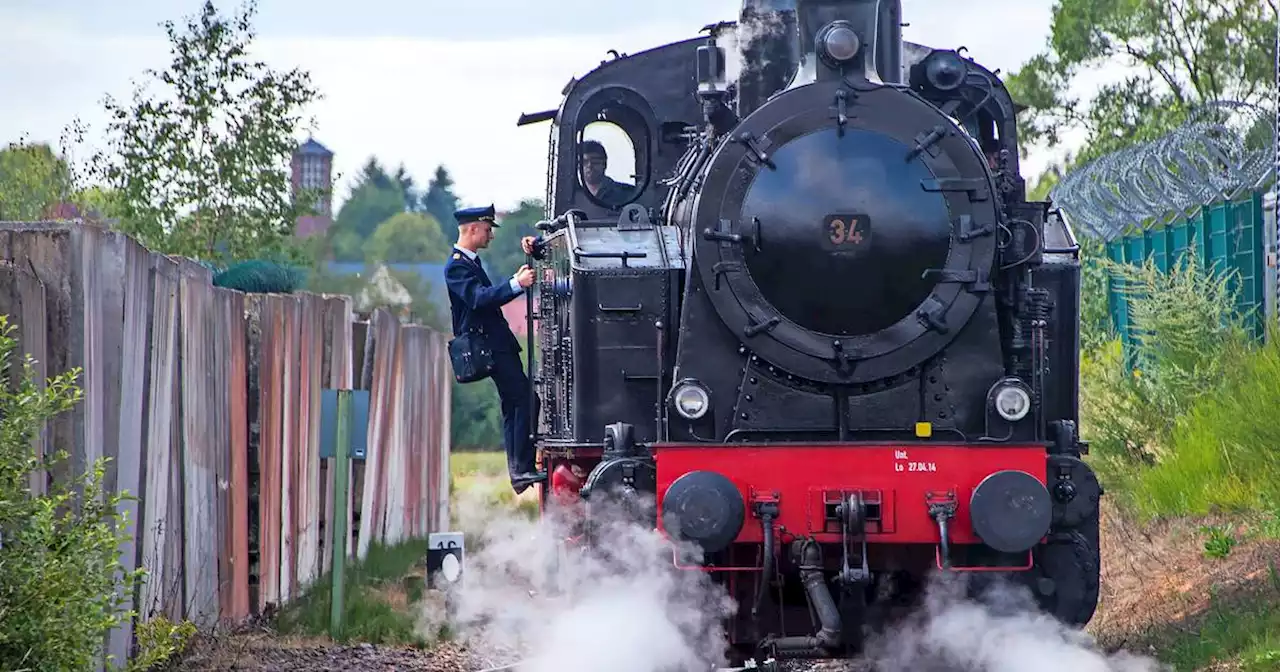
[578,140,635,211]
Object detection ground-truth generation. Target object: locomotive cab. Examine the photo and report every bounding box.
[517,0,1101,665]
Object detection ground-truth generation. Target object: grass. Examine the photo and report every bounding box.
[1080,250,1280,521]
[1145,566,1280,671]
[272,540,433,646]
[1084,336,1280,523]
[269,449,538,647]
[450,449,540,523]
[1127,338,1280,520]
[1077,248,1280,669]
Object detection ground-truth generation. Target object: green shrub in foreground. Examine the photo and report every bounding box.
[0,315,191,670]
[1085,248,1254,488]
[0,314,137,670]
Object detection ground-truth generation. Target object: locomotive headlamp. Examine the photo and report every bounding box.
[817,21,861,65]
[923,50,967,91]
[671,380,711,420]
[994,384,1031,421]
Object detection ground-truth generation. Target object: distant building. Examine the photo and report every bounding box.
[291,137,333,238]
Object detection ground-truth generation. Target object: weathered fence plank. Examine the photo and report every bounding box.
[0,263,49,494]
[106,238,154,664]
[225,289,252,620]
[179,260,219,628]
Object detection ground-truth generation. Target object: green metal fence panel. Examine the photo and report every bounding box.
[1207,203,1231,272]
[1229,192,1265,340]
[1148,225,1169,273]
[1106,240,1130,352]
[1103,189,1269,360]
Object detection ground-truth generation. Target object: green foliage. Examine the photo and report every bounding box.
[1200,524,1238,559]
[125,617,197,672]
[363,211,448,264]
[1078,235,1114,353]
[1076,245,1280,520]
[331,158,411,249]
[94,0,322,264]
[0,317,131,670]
[1128,336,1280,518]
[1006,0,1276,163]
[1109,251,1252,416]
[450,380,502,450]
[420,166,459,233]
[0,141,73,220]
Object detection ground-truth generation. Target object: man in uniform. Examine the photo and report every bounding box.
[444,204,545,493]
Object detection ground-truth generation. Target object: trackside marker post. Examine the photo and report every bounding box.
[321,388,369,637]
[330,389,352,638]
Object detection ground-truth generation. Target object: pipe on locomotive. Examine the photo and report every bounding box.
[733,0,904,117]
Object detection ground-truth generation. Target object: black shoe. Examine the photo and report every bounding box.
[510,470,547,494]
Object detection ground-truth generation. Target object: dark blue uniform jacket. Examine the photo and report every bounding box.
[444,248,522,353]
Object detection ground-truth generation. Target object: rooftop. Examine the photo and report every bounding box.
[296,137,333,157]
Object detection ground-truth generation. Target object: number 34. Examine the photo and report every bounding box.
[828,218,864,245]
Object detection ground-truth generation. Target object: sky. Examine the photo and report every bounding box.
[0,0,1104,214]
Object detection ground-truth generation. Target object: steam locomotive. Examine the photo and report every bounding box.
[514,0,1102,664]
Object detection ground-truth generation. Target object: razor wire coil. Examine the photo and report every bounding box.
[1050,100,1277,241]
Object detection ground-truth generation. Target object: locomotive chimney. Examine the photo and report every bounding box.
[786,0,904,87]
[734,0,800,118]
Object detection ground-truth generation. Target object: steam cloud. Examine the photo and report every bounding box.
[437,489,736,672]
[719,8,790,86]
[430,487,1170,672]
[863,572,1170,672]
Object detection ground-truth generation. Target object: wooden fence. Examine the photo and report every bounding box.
[0,220,453,669]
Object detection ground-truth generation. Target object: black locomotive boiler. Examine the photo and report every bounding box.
[514,0,1103,664]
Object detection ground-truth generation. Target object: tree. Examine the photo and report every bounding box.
[1006,0,1277,165]
[486,198,545,277]
[362,211,448,264]
[332,158,407,245]
[0,141,72,220]
[420,166,459,233]
[94,0,322,264]
[392,164,417,211]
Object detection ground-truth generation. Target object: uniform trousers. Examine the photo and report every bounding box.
[490,348,536,476]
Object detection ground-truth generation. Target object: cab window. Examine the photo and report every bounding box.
[578,120,639,209]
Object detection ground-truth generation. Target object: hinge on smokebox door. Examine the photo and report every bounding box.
[836,494,870,585]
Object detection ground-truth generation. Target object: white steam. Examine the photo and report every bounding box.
[863,572,1170,672]
[719,9,791,87]
[431,487,1171,672]
[438,492,736,672]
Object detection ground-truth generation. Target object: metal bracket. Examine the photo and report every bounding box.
[922,267,991,293]
[736,132,776,170]
[837,493,870,584]
[926,490,958,569]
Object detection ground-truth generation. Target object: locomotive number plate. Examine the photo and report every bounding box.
[823,214,871,253]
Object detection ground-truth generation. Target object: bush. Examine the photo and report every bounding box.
[1080,248,1255,504]
[0,315,189,671]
